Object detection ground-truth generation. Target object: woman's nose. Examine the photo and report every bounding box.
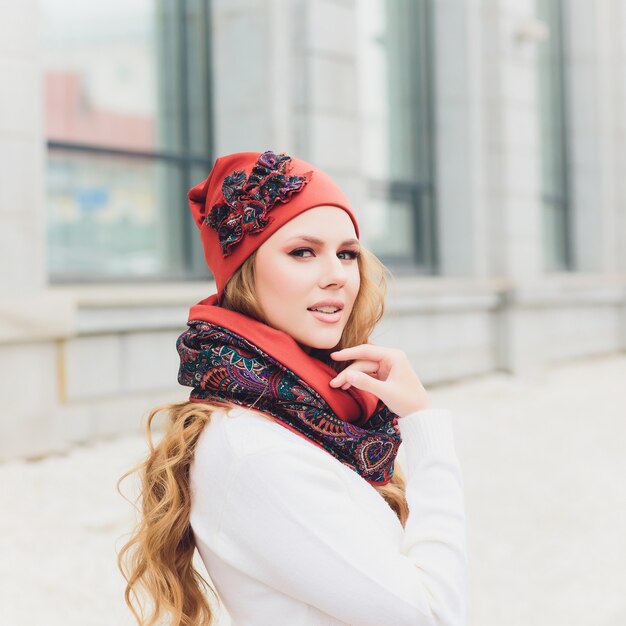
[319,254,348,286]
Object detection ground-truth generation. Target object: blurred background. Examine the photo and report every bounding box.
[0,0,625,624]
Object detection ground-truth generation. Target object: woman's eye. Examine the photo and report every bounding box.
[340,250,361,260]
[289,248,314,258]
[289,248,361,260]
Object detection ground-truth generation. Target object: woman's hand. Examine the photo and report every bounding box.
[328,343,432,418]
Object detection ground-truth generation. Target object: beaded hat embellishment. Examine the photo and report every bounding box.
[205,150,313,256]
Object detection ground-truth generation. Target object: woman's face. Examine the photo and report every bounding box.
[253,205,361,353]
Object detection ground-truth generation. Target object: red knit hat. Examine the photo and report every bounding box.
[188,149,360,301]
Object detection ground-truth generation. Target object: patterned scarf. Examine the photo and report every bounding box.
[176,294,402,485]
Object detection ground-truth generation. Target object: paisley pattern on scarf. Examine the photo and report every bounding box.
[205,150,312,256]
[176,320,401,485]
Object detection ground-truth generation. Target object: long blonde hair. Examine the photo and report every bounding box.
[117,246,409,626]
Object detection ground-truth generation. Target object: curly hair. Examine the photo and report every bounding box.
[117,246,408,626]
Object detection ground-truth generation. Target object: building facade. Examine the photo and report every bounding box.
[1,0,625,459]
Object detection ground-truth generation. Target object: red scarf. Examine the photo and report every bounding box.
[176,293,401,485]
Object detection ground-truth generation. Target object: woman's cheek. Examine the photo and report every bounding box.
[284,261,314,283]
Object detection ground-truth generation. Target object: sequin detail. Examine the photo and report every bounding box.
[205,150,313,256]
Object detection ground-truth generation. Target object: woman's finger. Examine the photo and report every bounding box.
[340,369,384,395]
[334,360,379,377]
[329,360,378,388]
[330,343,391,361]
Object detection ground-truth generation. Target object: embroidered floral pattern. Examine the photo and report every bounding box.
[206,150,313,256]
[177,320,401,485]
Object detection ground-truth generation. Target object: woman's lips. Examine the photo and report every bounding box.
[307,309,342,323]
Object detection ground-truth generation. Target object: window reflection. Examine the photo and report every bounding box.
[47,151,186,279]
[357,0,436,272]
[42,0,213,281]
[537,0,572,271]
[42,0,158,152]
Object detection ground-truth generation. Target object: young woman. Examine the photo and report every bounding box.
[118,150,467,626]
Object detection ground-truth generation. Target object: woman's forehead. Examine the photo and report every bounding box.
[274,206,358,241]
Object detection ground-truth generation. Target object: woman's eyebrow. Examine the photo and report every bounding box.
[287,235,360,247]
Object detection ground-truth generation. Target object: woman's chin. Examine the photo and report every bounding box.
[296,333,342,355]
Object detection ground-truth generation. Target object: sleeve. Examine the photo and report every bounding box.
[214,408,467,626]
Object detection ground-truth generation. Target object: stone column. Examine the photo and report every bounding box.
[0,0,46,296]
[432,0,489,277]
[479,0,547,376]
[480,0,544,282]
[0,1,74,459]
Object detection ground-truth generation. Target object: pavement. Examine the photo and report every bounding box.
[1,352,625,626]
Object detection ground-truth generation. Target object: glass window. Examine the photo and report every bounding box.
[357,0,437,273]
[42,0,214,282]
[537,0,572,271]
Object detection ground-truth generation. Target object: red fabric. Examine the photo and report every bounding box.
[188,292,381,426]
[188,150,360,301]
